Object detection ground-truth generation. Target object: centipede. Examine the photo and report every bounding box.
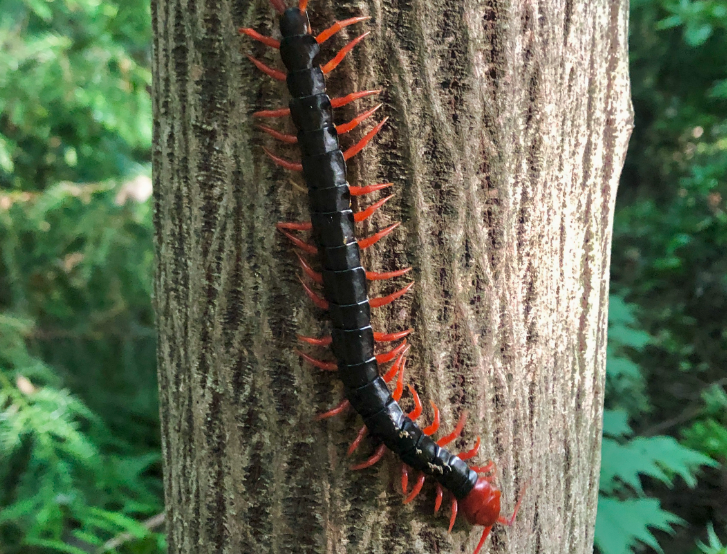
[240,1,524,552]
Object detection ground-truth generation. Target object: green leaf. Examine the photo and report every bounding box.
[595,497,684,554]
[603,410,632,438]
[608,296,636,326]
[608,325,651,350]
[24,539,90,554]
[684,23,713,46]
[600,436,716,494]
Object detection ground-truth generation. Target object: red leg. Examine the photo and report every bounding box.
[349,182,393,196]
[296,350,337,371]
[316,16,371,44]
[374,329,413,342]
[422,401,440,436]
[470,461,495,475]
[406,385,422,420]
[403,473,426,504]
[375,339,408,364]
[437,411,468,447]
[295,252,323,284]
[391,358,406,402]
[358,222,400,249]
[297,334,332,347]
[473,526,494,554]
[253,107,290,118]
[279,229,318,254]
[298,0,308,12]
[246,55,286,81]
[353,194,393,222]
[347,425,368,456]
[366,267,412,280]
[351,443,386,470]
[343,118,389,161]
[277,221,313,231]
[239,28,280,48]
[299,278,330,310]
[458,436,481,461]
[498,483,528,526]
[401,464,409,495]
[336,103,382,134]
[382,348,408,383]
[257,124,297,143]
[392,357,407,401]
[330,90,381,108]
[434,483,443,514]
[262,147,302,171]
[448,498,458,532]
[321,32,370,74]
[316,399,350,420]
[370,282,414,308]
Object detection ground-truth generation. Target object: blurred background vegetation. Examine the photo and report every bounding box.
[0,0,725,552]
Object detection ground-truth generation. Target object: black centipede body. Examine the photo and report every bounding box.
[277,7,478,500]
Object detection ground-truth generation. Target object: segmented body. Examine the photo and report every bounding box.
[241,3,523,552]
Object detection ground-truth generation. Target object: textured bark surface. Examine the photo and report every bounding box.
[152,0,633,553]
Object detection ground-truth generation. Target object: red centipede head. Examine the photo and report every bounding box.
[460,477,501,528]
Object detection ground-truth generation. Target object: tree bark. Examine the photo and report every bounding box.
[152,0,632,553]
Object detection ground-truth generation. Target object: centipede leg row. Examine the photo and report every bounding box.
[240,1,524,551]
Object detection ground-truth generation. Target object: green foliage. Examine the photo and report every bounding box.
[0,0,151,190]
[0,182,161,553]
[596,297,718,554]
[696,524,727,554]
[601,0,727,551]
[597,498,684,554]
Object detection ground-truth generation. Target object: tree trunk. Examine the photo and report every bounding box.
[151,0,632,552]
